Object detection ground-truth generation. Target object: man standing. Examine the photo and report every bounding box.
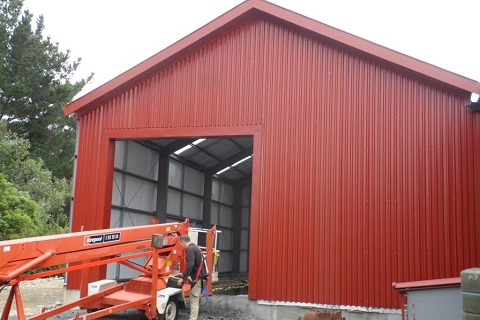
[177,234,206,320]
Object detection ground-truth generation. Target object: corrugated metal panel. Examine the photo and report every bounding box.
[252,19,479,308]
[68,107,107,289]
[69,17,480,309]
[100,29,265,130]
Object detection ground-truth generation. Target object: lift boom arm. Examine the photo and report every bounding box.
[0,219,216,320]
[0,220,189,285]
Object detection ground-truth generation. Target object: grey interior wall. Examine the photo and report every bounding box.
[167,158,205,227]
[212,178,234,273]
[111,141,159,225]
[108,141,159,279]
[165,159,237,274]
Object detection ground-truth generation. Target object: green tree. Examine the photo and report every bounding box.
[0,121,70,233]
[0,0,92,179]
[0,173,39,240]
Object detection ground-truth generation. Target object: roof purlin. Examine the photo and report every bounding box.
[64,0,480,116]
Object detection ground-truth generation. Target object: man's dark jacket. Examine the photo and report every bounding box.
[182,243,207,282]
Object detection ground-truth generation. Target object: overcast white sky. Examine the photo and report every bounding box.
[24,0,480,97]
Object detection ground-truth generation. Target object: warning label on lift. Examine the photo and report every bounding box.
[84,232,121,246]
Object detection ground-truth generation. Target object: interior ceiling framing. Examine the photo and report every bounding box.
[135,137,253,184]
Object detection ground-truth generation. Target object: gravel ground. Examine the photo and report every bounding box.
[6,301,261,320]
[1,278,261,320]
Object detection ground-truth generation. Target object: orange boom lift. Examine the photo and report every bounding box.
[0,219,216,320]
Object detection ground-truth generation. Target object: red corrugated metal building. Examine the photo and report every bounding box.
[63,0,480,311]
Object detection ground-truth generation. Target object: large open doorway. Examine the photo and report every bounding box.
[107,136,253,291]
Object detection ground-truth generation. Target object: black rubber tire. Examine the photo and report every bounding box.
[463,292,480,314]
[160,299,179,320]
[463,311,480,320]
[461,268,480,293]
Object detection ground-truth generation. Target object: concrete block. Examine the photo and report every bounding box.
[464,311,480,320]
[463,292,480,314]
[462,268,480,293]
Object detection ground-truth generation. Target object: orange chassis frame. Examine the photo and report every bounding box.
[0,219,215,320]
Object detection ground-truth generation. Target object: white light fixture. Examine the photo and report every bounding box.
[174,138,206,155]
[216,155,252,175]
[193,138,206,145]
[216,167,231,175]
[471,93,479,103]
[232,155,252,167]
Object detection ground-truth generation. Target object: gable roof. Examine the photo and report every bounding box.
[64,0,480,116]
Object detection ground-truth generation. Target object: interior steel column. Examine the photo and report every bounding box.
[202,175,213,228]
[156,153,170,223]
[232,184,242,274]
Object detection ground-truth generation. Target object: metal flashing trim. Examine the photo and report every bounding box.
[393,277,461,292]
[257,300,401,314]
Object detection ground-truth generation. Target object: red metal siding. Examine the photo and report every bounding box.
[70,18,480,308]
